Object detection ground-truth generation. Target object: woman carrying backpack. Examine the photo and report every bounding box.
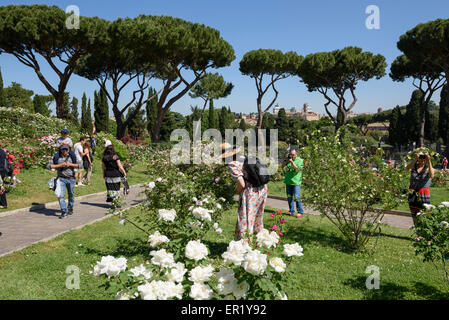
[220,143,268,242]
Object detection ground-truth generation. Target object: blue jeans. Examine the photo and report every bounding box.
[56,178,75,213]
[286,184,304,214]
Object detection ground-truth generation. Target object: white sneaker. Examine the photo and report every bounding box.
[77,183,86,187]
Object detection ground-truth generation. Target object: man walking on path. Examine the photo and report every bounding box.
[283,148,305,218]
[47,145,82,219]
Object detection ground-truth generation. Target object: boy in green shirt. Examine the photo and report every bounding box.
[282,148,304,218]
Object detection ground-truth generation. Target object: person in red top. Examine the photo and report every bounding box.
[442,157,448,171]
[6,151,22,186]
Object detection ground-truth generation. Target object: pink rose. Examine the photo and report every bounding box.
[279,219,286,224]
[270,225,278,231]
[270,213,276,218]
[277,231,284,236]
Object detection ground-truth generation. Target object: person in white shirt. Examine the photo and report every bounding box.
[73,136,87,186]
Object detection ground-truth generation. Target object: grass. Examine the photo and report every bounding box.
[268,180,449,212]
[0,155,150,212]
[0,203,447,300]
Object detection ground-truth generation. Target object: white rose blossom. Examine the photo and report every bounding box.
[192,207,214,222]
[269,257,286,273]
[185,240,209,261]
[188,265,214,283]
[138,280,184,300]
[222,240,251,266]
[147,181,156,190]
[242,249,268,276]
[129,264,153,279]
[150,249,175,268]
[216,268,238,295]
[93,256,127,277]
[283,243,304,257]
[441,202,449,207]
[189,283,213,300]
[165,263,187,283]
[158,209,177,222]
[232,280,250,300]
[256,229,280,249]
[440,221,449,229]
[148,231,170,247]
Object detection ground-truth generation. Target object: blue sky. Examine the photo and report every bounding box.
[1,0,449,117]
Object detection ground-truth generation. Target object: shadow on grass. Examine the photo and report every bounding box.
[84,237,150,258]
[343,276,449,300]
[202,240,229,259]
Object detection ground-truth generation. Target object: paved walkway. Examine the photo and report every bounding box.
[0,187,414,258]
[0,184,145,257]
[265,197,414,230]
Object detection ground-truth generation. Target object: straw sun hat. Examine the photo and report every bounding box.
[219,142,242,159]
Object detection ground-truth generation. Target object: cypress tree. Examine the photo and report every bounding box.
[275,108,289,142]
[146,87,158,137]
[85,98,93,135]
[80,93,88,132]
[70,96,79,121]
[238,118,247,131]
[404,90,422,145]
[0,67,6,108]
[94,87,109,133]
[208,99,219,129]
[439,84,449,145]
[388,106,402,146]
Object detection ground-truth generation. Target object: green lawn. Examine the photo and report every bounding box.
[0,203,447,300]
[0,156,149,212]
[268,180,449,212]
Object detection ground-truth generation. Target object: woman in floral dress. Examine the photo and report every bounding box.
[220,143,268,241]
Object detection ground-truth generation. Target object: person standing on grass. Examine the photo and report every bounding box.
[282,148,305,218]
[90,134,97,156]
[219,142,268,242]
[406,152,435,239]
[442,157,448,171]
[82,141,93,186]
[0,148,8,209]
[73,136,88,186]
[47,144,82,219]
[102,140,127,204]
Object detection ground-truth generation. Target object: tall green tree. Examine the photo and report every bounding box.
[298,47,386,130]
[0,5,109,118]
[160,111,186,142]
[94,87,109,133]
[145,87,158,137]
[275,108,289,142]
[240,49,303,138]
[425,108,439,144]
[33,94,54,117]
[4,82,34,112]
[69,97,79,122]
[404,90,423,145]
[207,100,219,130]
[0,67,6,108]
[126,104,147,139]
[80,93,88,133]
[439,84,449,155]
[388,106,403,146]
[85,99,93,135]
[189,72,233,137]
[218,106,235,135]
[390,54,445,147]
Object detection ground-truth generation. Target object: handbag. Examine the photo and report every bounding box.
[408,189,422,208]
[48,177,59,191]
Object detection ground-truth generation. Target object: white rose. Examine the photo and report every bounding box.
[283,243,304,257]
[150,249,175,268]
[147,181,156,190]
[129,264,153,279]
[242,249,267,276]
[192,207,214,222]
[93,256,127,277]
[151,280,184,300]
[115,290,131,300]
[221,240,251,266]
[158,209,177,222]
[216,268,237,295]
[165,263,187,283]
[138,282,157,300]
[232,281,250,300]
[423,203,436,210]
[213,223,219,229]
[441,202,449,207]
[215,228,223,234]
[216,203,222,209]
[256,229,279,249]
[185,240,209,261]
[189,283,213,300]
[440,221,449,229]
[269,257,286,273]
[148,231,170,247]
[188,265,214,283]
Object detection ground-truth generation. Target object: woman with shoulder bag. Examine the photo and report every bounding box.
[406,152,435,240]
[82,141,93,186]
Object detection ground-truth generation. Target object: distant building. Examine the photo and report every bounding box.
[272,103,321,121]
[366,122,389,132]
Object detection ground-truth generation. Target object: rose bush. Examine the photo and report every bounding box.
[414,202,449,288]
[300,126,409,250]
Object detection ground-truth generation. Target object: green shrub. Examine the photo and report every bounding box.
[96,132,130,161]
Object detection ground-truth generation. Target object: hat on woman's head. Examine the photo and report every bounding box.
[104,140,112,148]
[219,142,241,159]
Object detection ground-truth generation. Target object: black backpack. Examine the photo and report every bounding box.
[243,157,270,188]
